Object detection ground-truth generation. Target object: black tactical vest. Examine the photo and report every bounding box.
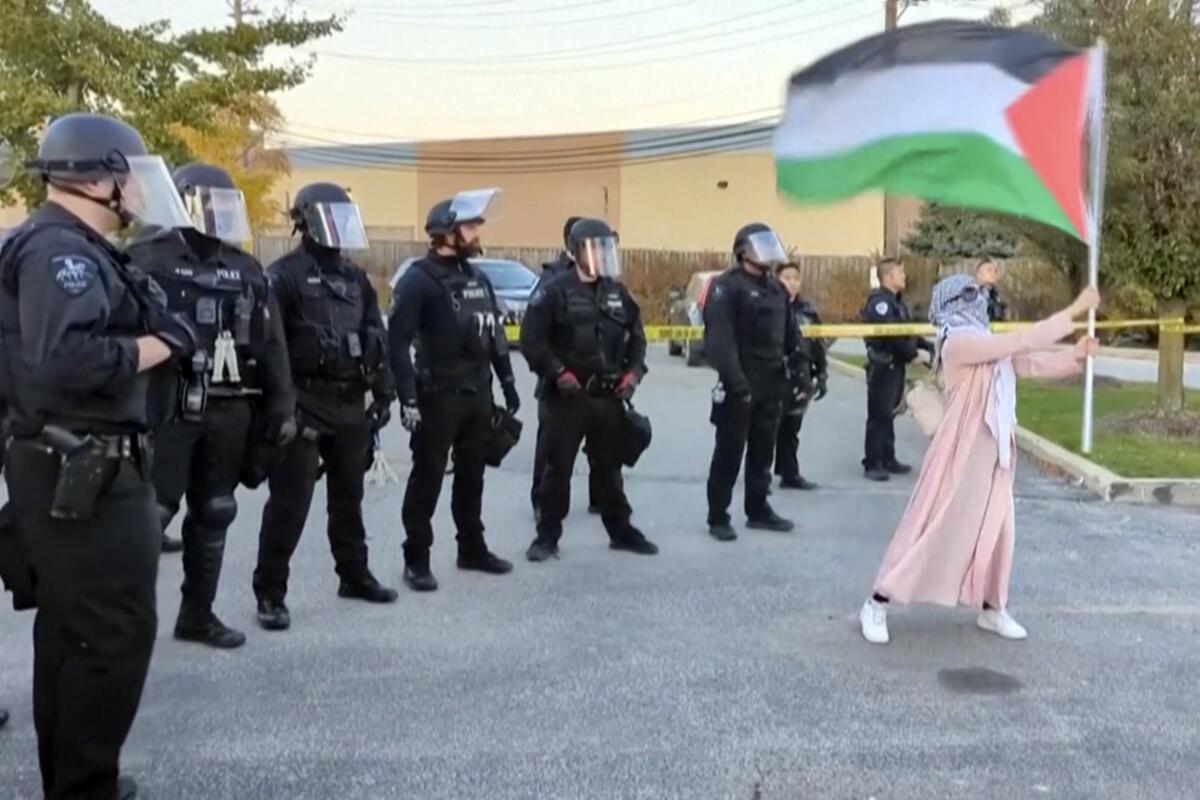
[286,262,369,384]
[558,278,629,377]
[414,258,498,377]
[131,232,269,392]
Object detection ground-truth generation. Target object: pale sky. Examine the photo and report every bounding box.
[91,0,1025,145]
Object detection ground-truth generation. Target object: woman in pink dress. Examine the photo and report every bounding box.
[859,275,1101,644]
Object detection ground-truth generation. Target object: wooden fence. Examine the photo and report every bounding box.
[253,235,1072,324]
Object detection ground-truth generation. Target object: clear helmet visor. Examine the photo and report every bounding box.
[576,236,620,279]
[306,201,369,250]
[743,230,788,267]
[449,187,502,225]
[120,156,194,231]
[184,186,252,244]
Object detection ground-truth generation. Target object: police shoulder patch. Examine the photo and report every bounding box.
[51,254,99,297]
[874,301,889,315]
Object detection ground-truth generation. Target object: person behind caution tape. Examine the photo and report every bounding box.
[529,214,612,518]
[703,223,801,542]
[126,163,296,649]
[389,189,518,592]
[251,183,398,631]
[773,260,828,491]
[519,217,658,562]
[0,112,200,800]
[861,257,934,482]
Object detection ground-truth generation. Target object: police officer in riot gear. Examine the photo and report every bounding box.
[530,214,611,517]
[862,257,933,481]
[704,223,800,542]
[520,217,658,561]
[127,162,296,649]
[773,260,828,490]
[389,189,517,592]
[1,112,199,800]
[252,183,398,630]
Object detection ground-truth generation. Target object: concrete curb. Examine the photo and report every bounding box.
[827,357,1200,508]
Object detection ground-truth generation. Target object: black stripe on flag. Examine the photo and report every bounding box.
[789,19,1080,90]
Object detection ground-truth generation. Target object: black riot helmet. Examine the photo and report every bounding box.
[426,188,501,236]
[567,217,621,280]
[425,188,501,257]
[29,112,193,231]
[291,182,368,250]
[561,215,582,248]
[733,222,788,269]
[173,162,252,244]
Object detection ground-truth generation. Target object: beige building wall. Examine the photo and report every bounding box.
[0,202,28,230]
[416,133,622,249]
[618,152,883,256]
[272,167,419,239]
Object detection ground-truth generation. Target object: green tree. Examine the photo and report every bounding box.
[903,203,1020,259]
[0,0,341,209]
[1032,0,1200,411]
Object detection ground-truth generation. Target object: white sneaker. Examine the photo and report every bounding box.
[859,598,890,644]
[976,608,1027,641]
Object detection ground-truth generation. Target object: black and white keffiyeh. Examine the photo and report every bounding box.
[929,274,1017,469]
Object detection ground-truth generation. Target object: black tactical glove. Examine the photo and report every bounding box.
[147,309,198,359]
[367,400,392,434]
[268,416,298,447]
[501,379,520,413]
[813,373,828,401]
[400,400,421,433]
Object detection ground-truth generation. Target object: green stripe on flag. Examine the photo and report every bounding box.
[775,132,1075,238]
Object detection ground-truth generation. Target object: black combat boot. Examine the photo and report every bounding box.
[746,507,795,532]
[256,598,291,631]
[339,573,400,603]
[457,548,514,574]
[525,537,559,562]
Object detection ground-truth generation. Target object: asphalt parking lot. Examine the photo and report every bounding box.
[2,347,1198,800]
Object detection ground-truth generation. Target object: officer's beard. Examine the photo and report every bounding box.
[455,233,483,259]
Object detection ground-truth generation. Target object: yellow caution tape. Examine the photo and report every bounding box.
[504,319,1189,343]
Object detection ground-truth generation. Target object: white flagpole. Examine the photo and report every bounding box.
[1081,41,1107,455]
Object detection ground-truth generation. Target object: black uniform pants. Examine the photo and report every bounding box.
[864,362,906,469]
[774,411,807,481]
[253,421,372,602]
[153,398,252,619]
[6,440,159,800]
[707,387,783,525]
[537,392,638,544]
[530,395,610,512]
[401,389,492,567]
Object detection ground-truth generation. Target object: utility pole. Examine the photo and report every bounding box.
[228,0,260,26]
[883,0,900,256]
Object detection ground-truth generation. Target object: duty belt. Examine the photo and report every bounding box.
[296,375,365,400]
[40,428,140,460]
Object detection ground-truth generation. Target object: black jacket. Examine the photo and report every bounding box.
[388,250,514,403]
[0,202,150,435]
[862,288,932,366]
[520,270,646,391]
[127,228,295,424]
[702,266,799,397]
[268,238,394,429]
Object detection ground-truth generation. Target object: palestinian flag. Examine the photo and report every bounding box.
[774,20,1104,242]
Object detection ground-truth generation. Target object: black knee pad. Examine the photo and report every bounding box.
[194,494,238,530]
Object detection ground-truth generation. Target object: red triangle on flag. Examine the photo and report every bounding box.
[1004,53,1090,240]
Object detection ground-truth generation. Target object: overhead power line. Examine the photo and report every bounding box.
[277,124,778,174]
[329,0,700,31]
[314,6,880,74]
[284,104,782,146]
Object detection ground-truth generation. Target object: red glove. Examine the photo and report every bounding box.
[555,369,583,395]
[615,370,639,400]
